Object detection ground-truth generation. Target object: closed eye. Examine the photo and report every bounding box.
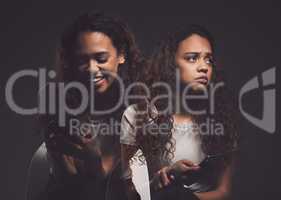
[94,52,109,64]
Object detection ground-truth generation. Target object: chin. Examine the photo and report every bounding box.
[94,80,110,93]
[95,85,109,93]
[191,83,208,92]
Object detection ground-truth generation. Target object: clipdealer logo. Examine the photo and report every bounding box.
[4,67,277,134]
[239,67,276,134]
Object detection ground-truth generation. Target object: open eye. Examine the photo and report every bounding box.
[184,53,199,63]
[204,56,214,66]
[186,57,196,62]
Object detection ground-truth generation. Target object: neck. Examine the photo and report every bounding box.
[86,80,123,119]
[173,113,193,124]
[94,81,121,110]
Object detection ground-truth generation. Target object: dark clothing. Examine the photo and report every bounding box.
[151,183,200,200]
[44,162,128,200]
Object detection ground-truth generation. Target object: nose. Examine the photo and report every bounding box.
[197,59,208,74]
[88,59,99,73]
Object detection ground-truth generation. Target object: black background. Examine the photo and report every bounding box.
[0,0,280,200]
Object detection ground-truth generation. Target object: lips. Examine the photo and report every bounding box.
[195,76,208,85]
[92,75,106,84]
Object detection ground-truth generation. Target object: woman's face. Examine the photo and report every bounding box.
[74,31,125,93]
[175,34,214,91]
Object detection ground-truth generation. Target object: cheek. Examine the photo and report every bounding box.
[108,57,120,73]
[102,59,121,84]
[207,68,213,80]
[178,61,195,82]
[99,59,120,75]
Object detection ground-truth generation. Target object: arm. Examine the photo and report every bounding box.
[119,105,142,199]
[26,143,50,200]
[194,158,236,200]
[121,144,141,200]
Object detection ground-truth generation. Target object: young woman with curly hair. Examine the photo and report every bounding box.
[120,25,239,200]
[28,11,144,200]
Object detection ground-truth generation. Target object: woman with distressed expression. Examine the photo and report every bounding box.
[120,25,239,200]
[29,12,144,200]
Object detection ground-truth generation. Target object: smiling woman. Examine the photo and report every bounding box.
[26,11,144,200]
[75,31,125,93]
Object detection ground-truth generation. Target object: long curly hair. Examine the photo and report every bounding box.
[41,11,144,153]
[135,25,239,168]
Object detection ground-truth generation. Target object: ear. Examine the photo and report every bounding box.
[118,54,125,64]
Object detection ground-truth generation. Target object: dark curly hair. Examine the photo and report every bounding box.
[135,25,239,169]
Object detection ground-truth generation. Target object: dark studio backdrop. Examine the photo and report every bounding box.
[0,0,280,200]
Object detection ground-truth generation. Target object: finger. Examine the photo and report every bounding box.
[181,159,196,166]
[160,169,170,186]
[182,165,200,172]
[180,164,191,172]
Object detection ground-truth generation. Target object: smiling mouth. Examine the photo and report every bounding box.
[92,76,106,84]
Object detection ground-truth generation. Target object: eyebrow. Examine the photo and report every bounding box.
[92,52,109,56]
[76,51,109,57]
[184,52,213,56]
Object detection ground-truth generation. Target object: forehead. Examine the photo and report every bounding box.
[177,34,212,53]
[77,31,116,53]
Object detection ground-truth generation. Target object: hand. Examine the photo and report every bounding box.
[151,159,200,191]
[150,166,173,191]
[159,166,175,187]
[171,159,200,174]
[46,132,101,159]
